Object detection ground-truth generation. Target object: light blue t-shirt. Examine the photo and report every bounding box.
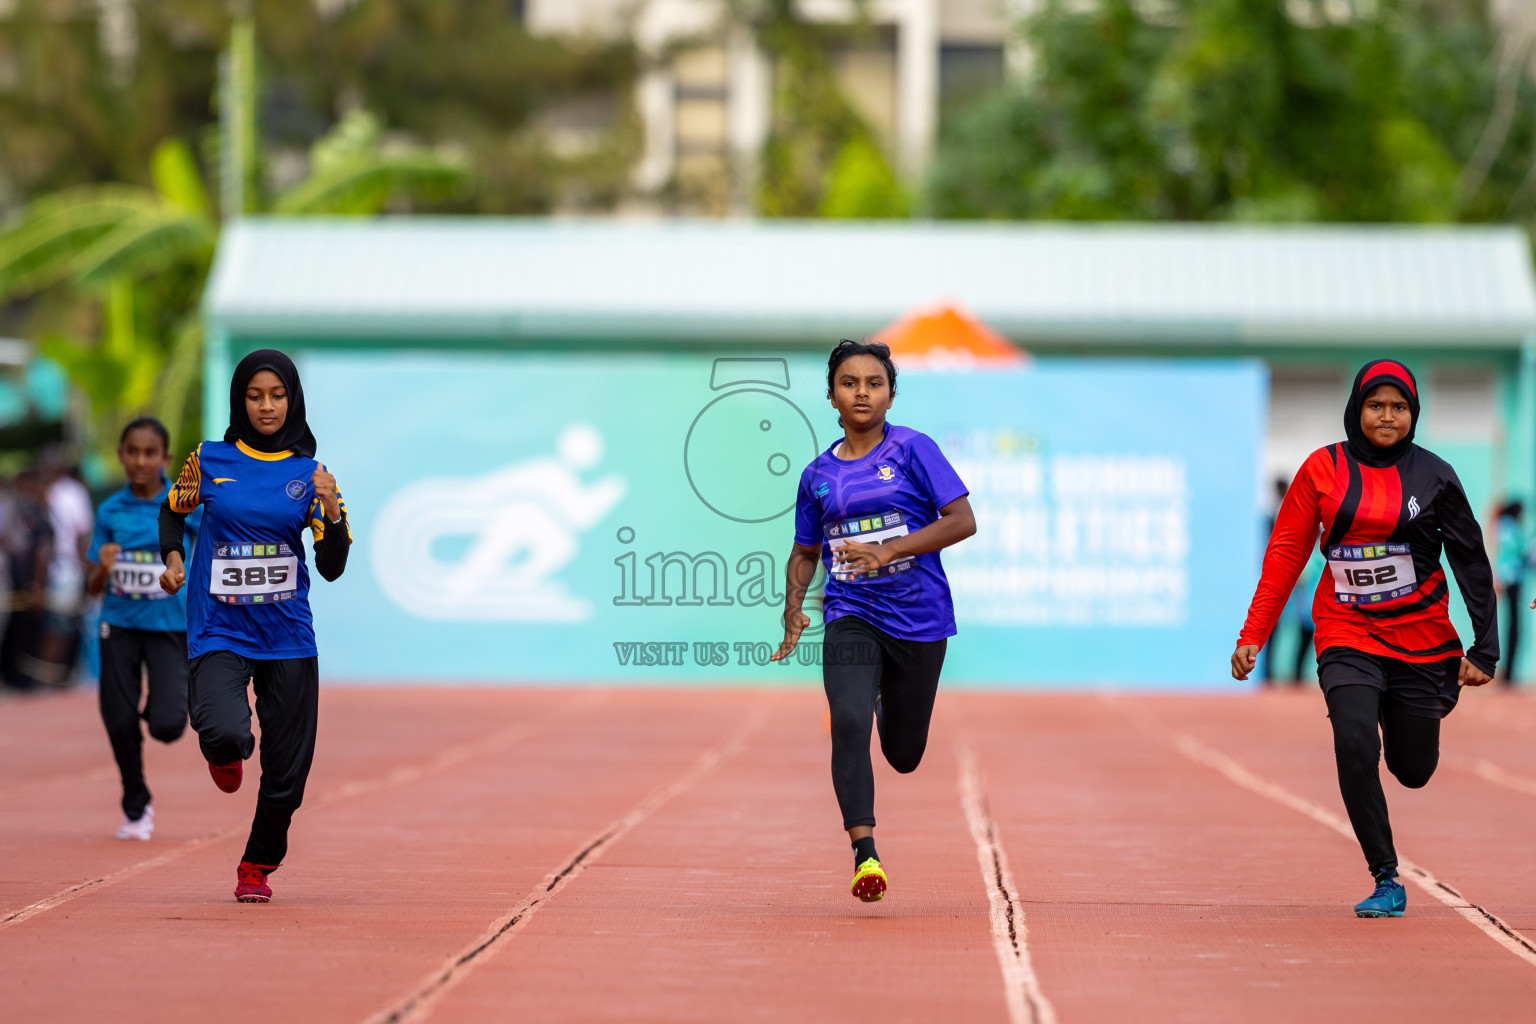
[89,481,202,632]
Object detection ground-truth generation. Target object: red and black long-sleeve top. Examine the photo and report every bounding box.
[1238,442,1498,674]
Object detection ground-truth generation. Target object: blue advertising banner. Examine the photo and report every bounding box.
[299,352,1264,688]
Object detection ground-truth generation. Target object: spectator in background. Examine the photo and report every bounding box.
[1496,501,1529,686]
[37,451,92,686]
[0,478,9,674]
[2,469,53,690]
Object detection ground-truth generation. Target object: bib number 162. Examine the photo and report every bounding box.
[1341,565,1398,587]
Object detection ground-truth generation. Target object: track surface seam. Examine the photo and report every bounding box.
[1169,729,1536,968]
[0,691,605,931]
[364,694,775,1024]
[955,737,1057,1024]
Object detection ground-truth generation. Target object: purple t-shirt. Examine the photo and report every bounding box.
[794,424,969,641]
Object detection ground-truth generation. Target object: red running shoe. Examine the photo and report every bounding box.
[235,861,272,903]
[209,760,242,793]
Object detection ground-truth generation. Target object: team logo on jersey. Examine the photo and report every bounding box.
[815,481,829,498]
[286,479,307,499]
[876,464,895,482]
[1407,495,1420,519]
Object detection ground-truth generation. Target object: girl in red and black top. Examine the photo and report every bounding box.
[1232,359,1497,918]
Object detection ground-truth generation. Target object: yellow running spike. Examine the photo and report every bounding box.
[851,857,887,903]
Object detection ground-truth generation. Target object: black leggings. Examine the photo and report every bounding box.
[823,615,946,831]
[189,651,319,870]
[98,627,189,819]
[1326,684,1441,880]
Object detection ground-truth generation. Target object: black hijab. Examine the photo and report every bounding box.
[1343,359,1420,468]
[225,349,317,459]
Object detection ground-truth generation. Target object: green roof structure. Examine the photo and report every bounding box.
[205,219,1536,348]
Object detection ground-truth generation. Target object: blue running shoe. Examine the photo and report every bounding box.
[1354,875,1406,918]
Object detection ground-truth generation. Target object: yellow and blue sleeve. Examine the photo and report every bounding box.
[168,443,204,514]
[308,467,352,544]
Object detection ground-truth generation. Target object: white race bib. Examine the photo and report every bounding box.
[1327,543,1418,605]
[109,551,168,599]
[210,542,300,605]
[826,510,916,583]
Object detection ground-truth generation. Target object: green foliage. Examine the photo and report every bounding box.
[271,111,468,215]
[0,0,637,218]
[929,0,1536,226]
[0,0,628,469]
[0,90,468,467]
[749,0,897,217]
[259,0,638,214]
[820,137,911,218]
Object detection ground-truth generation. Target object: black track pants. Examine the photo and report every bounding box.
[188,650,318,870]
[1325,683,1442,880]
[822,615,947,831]
[98,627,189,820]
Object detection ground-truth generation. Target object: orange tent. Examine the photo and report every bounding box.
[872,304,1026,369]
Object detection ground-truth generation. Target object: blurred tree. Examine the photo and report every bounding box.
[0,0,228,204]
[820,135,911,218]
[261,0,640,214]
[929,0,1536,226]
[0,0,629,467]
[0,0,638,217]
[0,16,467,465]
[745,0,906,218]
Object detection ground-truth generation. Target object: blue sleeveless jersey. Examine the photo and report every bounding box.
[169,440,349,660]
[89,481,202,632]
[794,424,969,641]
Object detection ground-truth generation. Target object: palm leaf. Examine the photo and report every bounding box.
[151,138,211,216]
[71,211,216,291]
[272,154,469,215]
[0,186,161,299]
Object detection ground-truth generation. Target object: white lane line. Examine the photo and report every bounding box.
[956,739,1057,1024]
[365,695,774,1024]
[1445,753,1536,798]
[1173,731,1536,969]
[0,691,606,931]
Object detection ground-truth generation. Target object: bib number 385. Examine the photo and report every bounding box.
[210,542,300,605]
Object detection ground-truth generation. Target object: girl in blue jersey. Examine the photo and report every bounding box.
[159,350,350,903]
[771,340,976,902]
[86,417,203,841]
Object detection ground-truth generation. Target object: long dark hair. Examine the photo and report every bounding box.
[826,339,898,396]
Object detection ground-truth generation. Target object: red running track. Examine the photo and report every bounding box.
[4,684,1536,1022]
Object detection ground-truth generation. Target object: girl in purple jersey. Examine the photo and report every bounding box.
[771,340,976,902]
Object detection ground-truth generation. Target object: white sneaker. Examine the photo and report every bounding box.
[116,805,154,841]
